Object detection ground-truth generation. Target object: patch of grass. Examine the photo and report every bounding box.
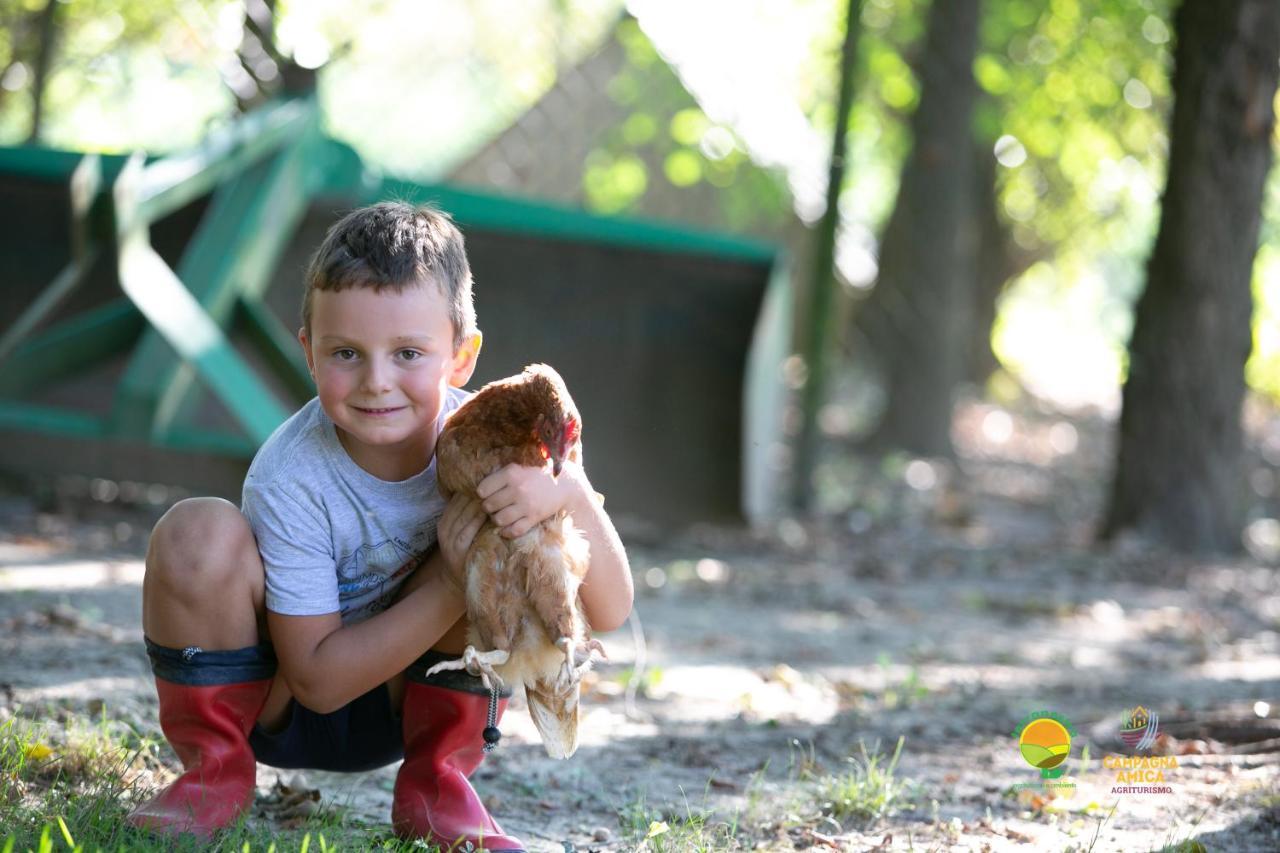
[787,738,823,779]
[1150,808,1209,853]
[614,664,664,698]
[810,737,914,828]
[618,791,742,852]
[0,709,421,851]
[1063,801,1117,853]
[876,654,930,710]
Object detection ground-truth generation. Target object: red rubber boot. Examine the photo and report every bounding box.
[127,677,272,838]
[392,680,525,851]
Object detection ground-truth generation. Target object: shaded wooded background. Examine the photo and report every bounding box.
[1,0,1279,555]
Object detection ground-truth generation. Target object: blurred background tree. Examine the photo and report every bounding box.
[1102,0,1280,551]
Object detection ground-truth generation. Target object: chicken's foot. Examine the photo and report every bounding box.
[425,646,510,692]
[554,637,607,689]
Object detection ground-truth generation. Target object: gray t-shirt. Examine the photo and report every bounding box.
[241,388,470,625]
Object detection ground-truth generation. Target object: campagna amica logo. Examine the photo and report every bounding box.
[1120,705,1160,750]
[1108,704,1176,794]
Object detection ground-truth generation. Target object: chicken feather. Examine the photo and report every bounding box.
[428,363,601,758]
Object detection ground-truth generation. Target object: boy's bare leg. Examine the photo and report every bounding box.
[141,497,293,730]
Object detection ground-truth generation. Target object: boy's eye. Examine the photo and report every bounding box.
[398,349,422,361]
[334,349,357,360]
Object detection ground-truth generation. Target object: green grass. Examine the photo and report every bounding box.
[810,737,914,828]
[618,792,743,853]
[0,711,429,852]
[875,654,931,710]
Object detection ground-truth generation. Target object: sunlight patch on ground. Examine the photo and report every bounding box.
[646,664,837,725]
[16,676,148,703]
[0,559,145,591]
[1193,658,1280,682]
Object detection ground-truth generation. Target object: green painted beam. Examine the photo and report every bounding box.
[0,401,107,438]
[114,118,322,442]
[114,232,290,446]
[373,179,777,265]
[0,249,97,362]
[0,299,143,397]
[0,145,128,182]
[310,136,375,199]
[237,295,315,402]
[0,400,257,457]
[0,154,103,361]
[129,97,313,229]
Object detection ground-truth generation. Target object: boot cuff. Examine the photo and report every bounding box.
[406,649,513,697]
[145,637,277,685]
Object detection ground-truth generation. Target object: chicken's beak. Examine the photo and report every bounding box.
[552,456,564,478]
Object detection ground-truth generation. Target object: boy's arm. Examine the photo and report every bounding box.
[562,466,634,633]
[478,460,634,633]
[268,549,465,714]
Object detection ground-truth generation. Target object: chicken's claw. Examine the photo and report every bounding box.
[425,646,510,692]
[552,637,605,689]
[554,637,579,689]
[577,638,607,661]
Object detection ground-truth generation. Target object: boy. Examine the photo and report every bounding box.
[128,202,633,850]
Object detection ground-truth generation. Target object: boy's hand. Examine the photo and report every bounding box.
[437,494,486,591]
[478,461,587,538]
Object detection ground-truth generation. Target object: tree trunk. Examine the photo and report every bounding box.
[1102,0,1280,552]
[25,0,58,144]
[792,0,863,510]
[967,139,1009,387]
[864,0,983,457]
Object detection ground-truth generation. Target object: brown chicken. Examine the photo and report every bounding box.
[427,363,604,759]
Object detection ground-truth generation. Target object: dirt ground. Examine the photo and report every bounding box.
[2,398,1279,851]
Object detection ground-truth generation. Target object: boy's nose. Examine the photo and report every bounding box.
[361,362,394,394]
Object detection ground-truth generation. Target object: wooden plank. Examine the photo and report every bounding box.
[236,295,315,402]
[0,401,107,438]
[114,118,321,442]
[375,178,777,265]
[0,155,102,360]
[131,97,312,228]
[160,128,321,432]
[0,299,143,397]
[113,232,289,445]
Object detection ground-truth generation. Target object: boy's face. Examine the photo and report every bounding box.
[299,281,479,478]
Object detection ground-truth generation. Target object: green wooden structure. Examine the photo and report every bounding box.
[0,97,787,524]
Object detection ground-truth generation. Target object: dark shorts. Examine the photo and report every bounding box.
[249,683,404,772]
[143,639,469,774]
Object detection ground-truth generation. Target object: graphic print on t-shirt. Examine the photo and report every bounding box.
[334,524,436,621]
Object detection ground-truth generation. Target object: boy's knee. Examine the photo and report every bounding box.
[147,497,260,586]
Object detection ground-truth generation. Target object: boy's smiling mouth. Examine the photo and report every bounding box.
[353,405,406,416]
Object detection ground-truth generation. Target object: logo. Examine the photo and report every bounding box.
[1107,704,1175,794]
[1120,705,1159,749]
[1014,711,1076,780]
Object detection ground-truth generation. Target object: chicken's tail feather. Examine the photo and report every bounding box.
[526,682,580,759]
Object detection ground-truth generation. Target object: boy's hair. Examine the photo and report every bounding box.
[302,201,477,348]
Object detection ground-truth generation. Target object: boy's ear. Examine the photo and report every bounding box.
[298,327,316,382]
[449,332,482,387]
